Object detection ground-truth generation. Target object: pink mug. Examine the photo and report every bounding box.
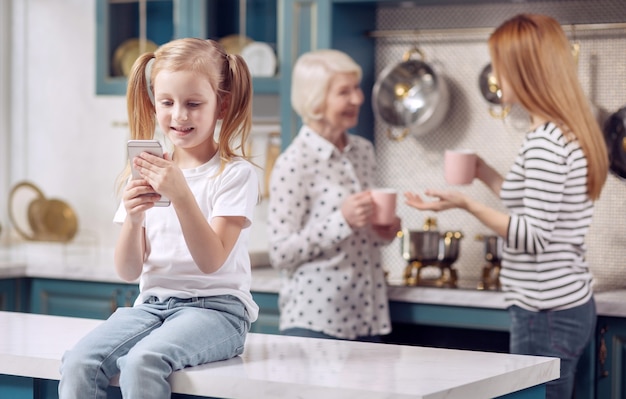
[444,150,477,185]
[371,188,397,226]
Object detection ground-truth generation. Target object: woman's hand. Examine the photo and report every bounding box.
[342,191,374,229]
[404,190,469,212]
[372,216,402,240]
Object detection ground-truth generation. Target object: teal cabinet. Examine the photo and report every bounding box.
[250,292,280,334]
[11,275,618,398]
[96,0,278,95]
[0,278,27,312]
[27,278,281,335]
[596,316,626,399]
[0,279,17,311]
[30,278,138,320]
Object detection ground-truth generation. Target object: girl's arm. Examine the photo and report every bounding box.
[114,216,146,281]
[114,179,155,281]
[173,186,247,274]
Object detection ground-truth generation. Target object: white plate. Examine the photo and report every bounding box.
[241,42,277,77]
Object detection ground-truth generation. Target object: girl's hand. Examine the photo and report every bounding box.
[342,191,374,229]
[122,178,160,221]
[132,152,186,203]
[404,190,469,212]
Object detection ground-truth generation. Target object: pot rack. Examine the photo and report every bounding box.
[367,22,626,41]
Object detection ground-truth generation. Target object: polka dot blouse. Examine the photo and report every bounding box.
[267,126,392,340]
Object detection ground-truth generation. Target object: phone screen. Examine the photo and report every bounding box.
[127,140,170,206]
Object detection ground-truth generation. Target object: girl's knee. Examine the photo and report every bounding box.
[119,349,172,375]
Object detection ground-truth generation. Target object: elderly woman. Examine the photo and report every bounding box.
[267,49,401,342]
[405,14,608,399]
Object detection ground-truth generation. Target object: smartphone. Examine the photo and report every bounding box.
[127,140,170,207]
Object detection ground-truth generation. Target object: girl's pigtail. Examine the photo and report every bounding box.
[116,53,157,196]
[219,53,253,164]
[126,53,157,141]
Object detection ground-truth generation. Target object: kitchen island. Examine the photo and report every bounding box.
[0,311,558,399]
[1,243,625,398]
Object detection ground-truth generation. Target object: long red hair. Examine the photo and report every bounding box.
[489,14,608,200]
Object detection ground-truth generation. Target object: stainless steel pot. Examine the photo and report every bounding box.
[372,48,449,141]
[438,231,463,264]
[399,229,440,263]
[399,229,463,264]
[476,234,504,263]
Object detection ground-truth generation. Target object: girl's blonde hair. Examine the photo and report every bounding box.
[291,49,362,125]
[117,38,253,193]
[488,14,608,200]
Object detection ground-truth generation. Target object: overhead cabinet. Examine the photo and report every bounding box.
[96,0,278,95]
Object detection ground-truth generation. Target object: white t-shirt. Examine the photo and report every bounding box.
[114,155,260,321]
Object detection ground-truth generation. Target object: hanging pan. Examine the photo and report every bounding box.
[372,47,450,141]
[603,106,626,182]
[477,63,510,119]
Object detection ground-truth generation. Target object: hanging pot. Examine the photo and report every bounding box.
[603,106,626,181]
[477,63,510,120]
[372,47,450,141]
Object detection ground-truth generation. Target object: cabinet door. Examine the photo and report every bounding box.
[96,0,181,95]
[96,0,278,95]
[194,0,279,94]
[30,278,139,320]
[596,316,626,399]
[0,279,16,311]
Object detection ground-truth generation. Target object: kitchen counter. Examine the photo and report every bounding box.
[1,243,625,317]
[251,267,626,318]
[0,311,558,398]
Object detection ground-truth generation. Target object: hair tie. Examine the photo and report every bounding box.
[145,57,155,105]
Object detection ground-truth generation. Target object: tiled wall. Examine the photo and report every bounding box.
[373,1,626,291]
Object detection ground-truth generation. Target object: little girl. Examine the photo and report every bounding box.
[59,38,259,398]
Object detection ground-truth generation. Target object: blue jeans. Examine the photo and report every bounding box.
[509,297,596,399]
[59,295,250,399]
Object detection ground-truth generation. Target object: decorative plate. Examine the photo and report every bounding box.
[8,181,78,242]
[8,181,45,240]
[241,42,277,77]
[112,38,159,77]
[218,34,253,55]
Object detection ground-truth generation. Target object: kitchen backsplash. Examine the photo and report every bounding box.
[372,0,626,291]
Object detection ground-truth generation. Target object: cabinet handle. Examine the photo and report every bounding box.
[40,291,49,314]
[124,291,136,307]
[598,325,609,378]
[110,289,120,314]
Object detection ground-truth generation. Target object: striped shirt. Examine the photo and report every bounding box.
[499,122,594,311]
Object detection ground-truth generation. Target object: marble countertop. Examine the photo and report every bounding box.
[0,311,559,398]
[1,243,625,318]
